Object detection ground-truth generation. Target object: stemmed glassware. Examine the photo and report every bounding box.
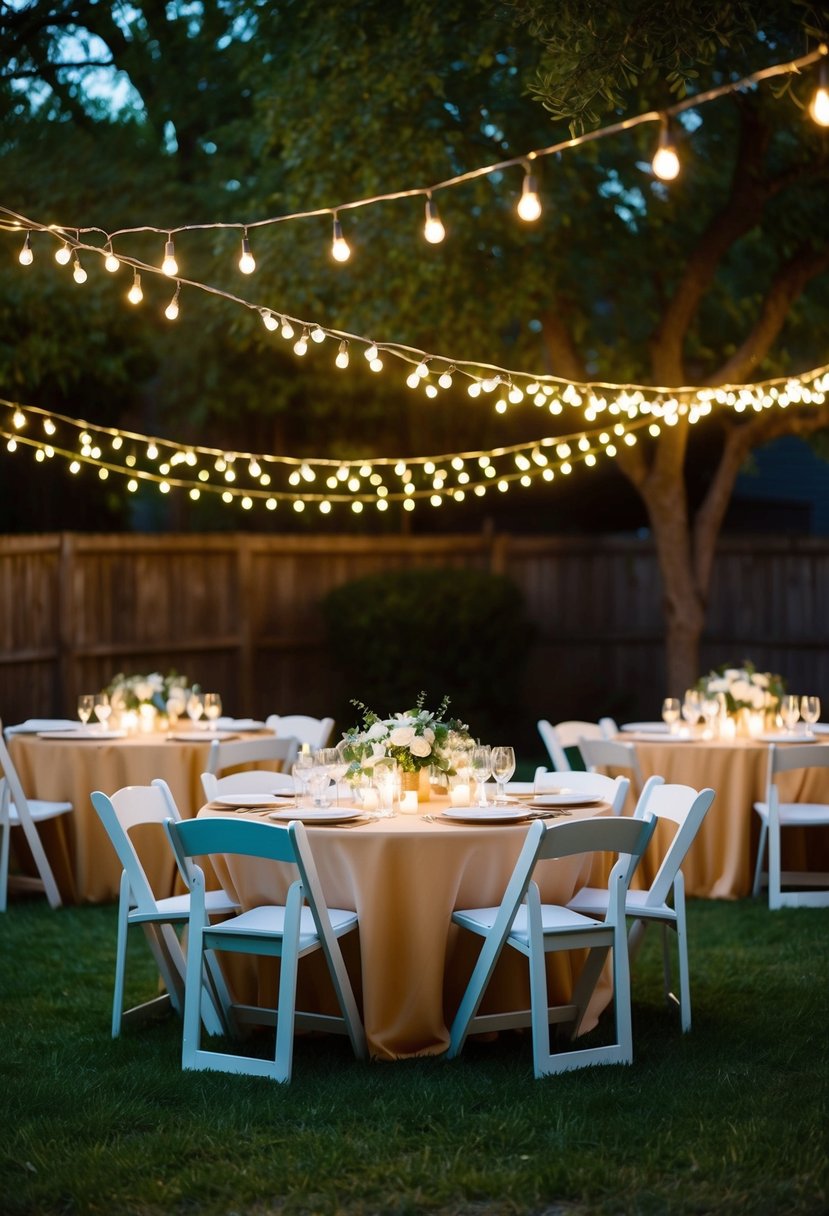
[77,694,94,730]
[291,751,316,807]
[203,692,222,732]
[800,695,821,735]
[490,746,516,804]
[186,687,204,729]
[780,694,800,733]
[681,689,702,732]
[700,695,720,740]
[470,745,492,808]
[93,692,111,730]
[661,697,681,734]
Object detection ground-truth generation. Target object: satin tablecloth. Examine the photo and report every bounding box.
[8,730,269,903]
[199,802,613,1061]
[626,737,829,899]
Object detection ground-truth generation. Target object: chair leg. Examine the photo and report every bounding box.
[273,883,304,1084]
[752,820,768,897]
[112,877,131,1037]
[661,922,673,1007]
[0,816,10,913]
[182,914,206,1070]
[675,903,691,1033]
[610,920,634,1066]
[768,816,782,911]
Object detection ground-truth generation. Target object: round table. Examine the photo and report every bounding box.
[198,799,613,1060]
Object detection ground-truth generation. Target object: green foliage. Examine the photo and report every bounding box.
[322,566,533,740]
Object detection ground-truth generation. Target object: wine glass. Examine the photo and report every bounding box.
[490,745,516,804]
[700,695,720,740]
[291,753,315,807]
[681,689,702,732]
[186,687,204,729]
[203,692,222,732]
[780,694,800,733]
[661,697,681,734]
[800,695,821,734]
[306,761,333,808]
[93,692,111,730]
[77,693,94,730]
[317,747,347,804]
[470,745,492,808]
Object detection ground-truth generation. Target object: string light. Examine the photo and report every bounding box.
[423,195,445,244]
[127,270,143,304]
[18,231,33,265]
[516,160,542,222]
[164,283,181,321]
[238,230,256,274]
[104,242,120,273]
[294,328,309,356]
[161,235,178,276]
[54,240,71,265]
[652,116,680,181]
[811,59,829,126]
[336,340,350,368]
[261,309,278,331]
[72,255,87,284]
[331,214,351,262]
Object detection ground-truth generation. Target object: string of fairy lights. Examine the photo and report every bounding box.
[2,44,828,514]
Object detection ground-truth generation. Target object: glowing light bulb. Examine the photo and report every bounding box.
[18,232,33,266]
[438,368,454,389]
[104,244,119,273]
[331,216,351,262]
[12,409,25,428]
[73,256,87,284]
[336,340,349,369]
[811,63,829,126]
[365,343,379,361]
[294,329,309,356]
[127,271,143,305]
[280,317,295,340]
[652,120,680,180]
[238,233,256,274]
[165,286,180,320]
[55,241,71,265]
[516,167,542,222]
[423,197,445,244]
[162,236,178,276]
[261,310,278,331]
[311,325,326,344]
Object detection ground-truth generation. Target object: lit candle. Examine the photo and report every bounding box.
[400,790,419,814]
[450,782,470,807]
[361,788,379,811]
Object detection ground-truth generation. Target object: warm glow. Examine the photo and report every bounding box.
[517,170,542,222]
[811,85,829,126]
[162,237,178,276]
[331,217,351,262]
[127,273,143,304]
[18,233,33,265]
[238,234,256,274]
[652,122,680,180]
[423,197,445,243]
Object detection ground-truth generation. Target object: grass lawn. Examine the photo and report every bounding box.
[1,896,827,1215]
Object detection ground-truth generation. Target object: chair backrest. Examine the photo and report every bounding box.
[90,780,183,916]
[578,737,645,794]
[533,768,632,816]
[632,781,716,907]
[599,716,620,738]
[200,769,296,803]
[206,735,300,777]
[764,743,829,805]
[265,715,335,749]
[537,719,607,771]
[0,727,35,818]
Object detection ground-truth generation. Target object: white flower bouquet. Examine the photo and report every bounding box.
[339,693,469,777]
[106,669,189,713]
[695,660,785,716]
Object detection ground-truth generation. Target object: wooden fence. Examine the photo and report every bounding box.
[1,532,827,753]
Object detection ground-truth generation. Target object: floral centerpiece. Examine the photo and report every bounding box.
[695,660,785,728]
[106,670,189,715]
[339,693,470,792]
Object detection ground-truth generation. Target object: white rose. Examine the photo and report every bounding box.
[708,678,728,693]
[423,727,435,743]
[724,669,741,681]
[366,721,388,740]
[730,679,752,703]
[750,686,766,709]
[752,673,769,688]
[389,726,415,746]
[409,736,432,758]
[134,681,153,702]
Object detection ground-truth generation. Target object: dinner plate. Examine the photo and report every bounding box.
[626,732,697,743]
[440,806,532,823]
[215,718,270,732]
[268,806,365,824]
[214,793,293,809]
[756,731,824,744]
[37,728,127,740]
[621,721,668,733]
[167,730,238,742]
[530,791,603,808]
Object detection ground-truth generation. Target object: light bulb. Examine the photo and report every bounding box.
[336,340,349,369]
[331,216,351,262]
[18,232,33,266]
[73,256,87,284]
[162,236,178,276]
[104,244,119,273]
[165,287,180,320]
[652,120,680,180]
[516,169,542,222]
[311,325,326,343]
[238,234,256,274]
[294,329,309,355]
[438,368,454,389]
[55,241,71,265]
[127,272,143,304]
[365,343,379,361]
[280,317,295,340]
[261,310,278,331]
[811,64,829,126]
[423,197,445,244]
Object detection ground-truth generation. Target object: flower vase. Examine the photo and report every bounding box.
[401,769,430,802]
[733,708,752,739]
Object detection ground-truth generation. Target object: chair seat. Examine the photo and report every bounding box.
[210,903,358,946]
[132,888,239,923]
[753,801,829,827]
[568,885,677,923]
[7,798,72,824]
[454,902,604,943]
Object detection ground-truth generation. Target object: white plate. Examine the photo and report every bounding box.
[504,781,535,796]
[214,793,294,809]
[756,732,824,744]
[167,730,238,742]
[621,721,668,733]
[268,807,365,824]
[37,728,127,740]
[216,718,270,732]
[530,791,603,808]
[440,806,532,823]
[626,732,698,743]
[812,723,829,735]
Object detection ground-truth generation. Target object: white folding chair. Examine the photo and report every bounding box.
[578,737,645,800]
[752,743,829,909]
[265,715,335,750]
[568,781,714,1032]
[206,735,300,778]
[164,814,367,1083]
[447,813,657,1078]
[533,768,631,816]
[537,719,608,771]
[90,780,238,1037]
[201,769,296,804]
[3,719,79,741]
[0,724,72,911]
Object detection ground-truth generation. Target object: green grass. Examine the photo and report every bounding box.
[1,898,827,1216]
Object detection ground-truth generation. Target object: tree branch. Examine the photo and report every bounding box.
[538,307,588,381]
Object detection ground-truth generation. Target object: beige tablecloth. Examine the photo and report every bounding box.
[199,802,613,1061]
[8,731,269,903]
[626,737,829,899]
